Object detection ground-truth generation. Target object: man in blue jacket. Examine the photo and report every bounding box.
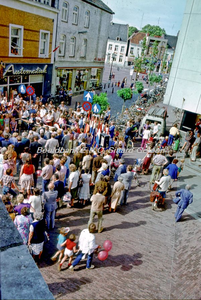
[173,185,193,222]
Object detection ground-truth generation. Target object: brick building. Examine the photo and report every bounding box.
[0,0,58,98]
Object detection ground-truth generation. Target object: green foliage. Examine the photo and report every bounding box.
[92,93,109,114]
[152,41,159,57]
[135,82,144,93]
[149,74,162,85]
[134,56,146,73]
[141,24,166,37]
[117,88,132,101]
[141,37,147,56]
[128,26,138,37]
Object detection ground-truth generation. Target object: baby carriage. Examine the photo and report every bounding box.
[150,183,163,210]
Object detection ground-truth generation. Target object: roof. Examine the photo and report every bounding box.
[108,23,128,42]
[164,34,178,49]
[82,0,114,14]
[129,32,146,45]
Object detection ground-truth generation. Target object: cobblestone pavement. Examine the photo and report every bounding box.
[39,148,201,300]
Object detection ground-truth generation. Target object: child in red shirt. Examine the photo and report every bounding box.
[58,234,78,271]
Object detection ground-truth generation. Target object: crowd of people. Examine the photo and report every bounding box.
[0,90,199,269]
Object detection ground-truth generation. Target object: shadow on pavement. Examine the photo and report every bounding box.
[47,277,92,295]
[94,252,143,271]
[104,220,146,232]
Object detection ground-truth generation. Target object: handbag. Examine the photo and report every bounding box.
[78,178,83,187]
[153,182,158,191]
[63,192,72,203]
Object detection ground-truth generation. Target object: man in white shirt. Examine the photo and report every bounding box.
[45,133,59,158]
[69,223,100,270]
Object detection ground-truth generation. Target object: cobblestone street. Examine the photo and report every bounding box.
[39,150,201,300]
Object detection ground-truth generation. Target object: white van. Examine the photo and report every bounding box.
[139,107,167,137]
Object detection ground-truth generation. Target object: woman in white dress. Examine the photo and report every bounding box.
[78,168,91,206]
[110,177,124,212]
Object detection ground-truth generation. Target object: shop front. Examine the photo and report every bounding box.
[0,63,53,99]
[56,67,103,94]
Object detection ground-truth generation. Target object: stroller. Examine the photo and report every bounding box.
[150,183,163,210]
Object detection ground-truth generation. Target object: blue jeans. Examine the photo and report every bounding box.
[42,179,50,193]
[120,189,129,205]
[2,186,17,196]
[72,251,93,269]
[44,203,57,230]
[167,134,174,146]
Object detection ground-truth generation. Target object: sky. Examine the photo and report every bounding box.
[105,0,187,36]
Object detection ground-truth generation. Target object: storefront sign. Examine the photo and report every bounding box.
[3,64,48,77]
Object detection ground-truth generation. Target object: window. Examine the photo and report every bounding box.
[9,24,24,56]
[73,6,79,25]
[116,36,120,41]
[39,30,50,57]
[113,54,117,62]
[59,34,65,56]
[119,55,123,62]
[69,37,76,56]
[108,44,112,51]
[84,10,90,28]
[130,47,134,55]
[114,45,119,52]
[120,46,125,53]
[80,39,87,57]
[62,2,68,22]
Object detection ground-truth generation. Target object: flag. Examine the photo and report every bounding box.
[53,46,60,52]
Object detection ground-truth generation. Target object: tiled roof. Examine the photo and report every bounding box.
[82,0,114,14]
[129,32,146,44]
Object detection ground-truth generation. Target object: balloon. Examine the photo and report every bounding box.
[103,240,113,252]
[98,251,108,261]
[36,170,42,177]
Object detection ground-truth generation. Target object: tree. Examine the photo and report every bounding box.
[128,26,139,37]
[117,88,132,101]
[141,37,147,56]
[135,82,144,93]
[141,24,166,37]
[92,93,109,114]
[149,74,162,86]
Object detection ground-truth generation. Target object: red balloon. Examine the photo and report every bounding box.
[103,240,113,252]
[98,251,108,261]
[36,170,42,177]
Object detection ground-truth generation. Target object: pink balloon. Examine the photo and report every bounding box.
[36,170,42,177]
[103,240,113,252]
[98,251,108,261]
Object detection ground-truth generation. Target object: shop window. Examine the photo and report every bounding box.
[39,30,50,57]
[80,39,87,57]
[108,44,112,51]
[75,69,88,91]
[59,34,66,56]
[62,2,68,22]
[9,24,24,56]
[120,46,125,53]
[114,45,119,52]
[73,6,79,25]
[22,75,29,83]
[84,10,90,28]
[119,55,123,63]
[9,75,21,84]
[69,37,76,57]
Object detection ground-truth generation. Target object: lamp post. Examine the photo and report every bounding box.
[109,53,116,81]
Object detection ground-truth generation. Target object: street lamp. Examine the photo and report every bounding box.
[109,53,116,81]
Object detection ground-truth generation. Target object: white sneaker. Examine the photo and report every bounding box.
[69,265,74,271]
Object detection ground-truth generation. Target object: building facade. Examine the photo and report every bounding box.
[0,0,58,98]
[52,0,113,94]
[105,23,128,67]
[126,32,146,66]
